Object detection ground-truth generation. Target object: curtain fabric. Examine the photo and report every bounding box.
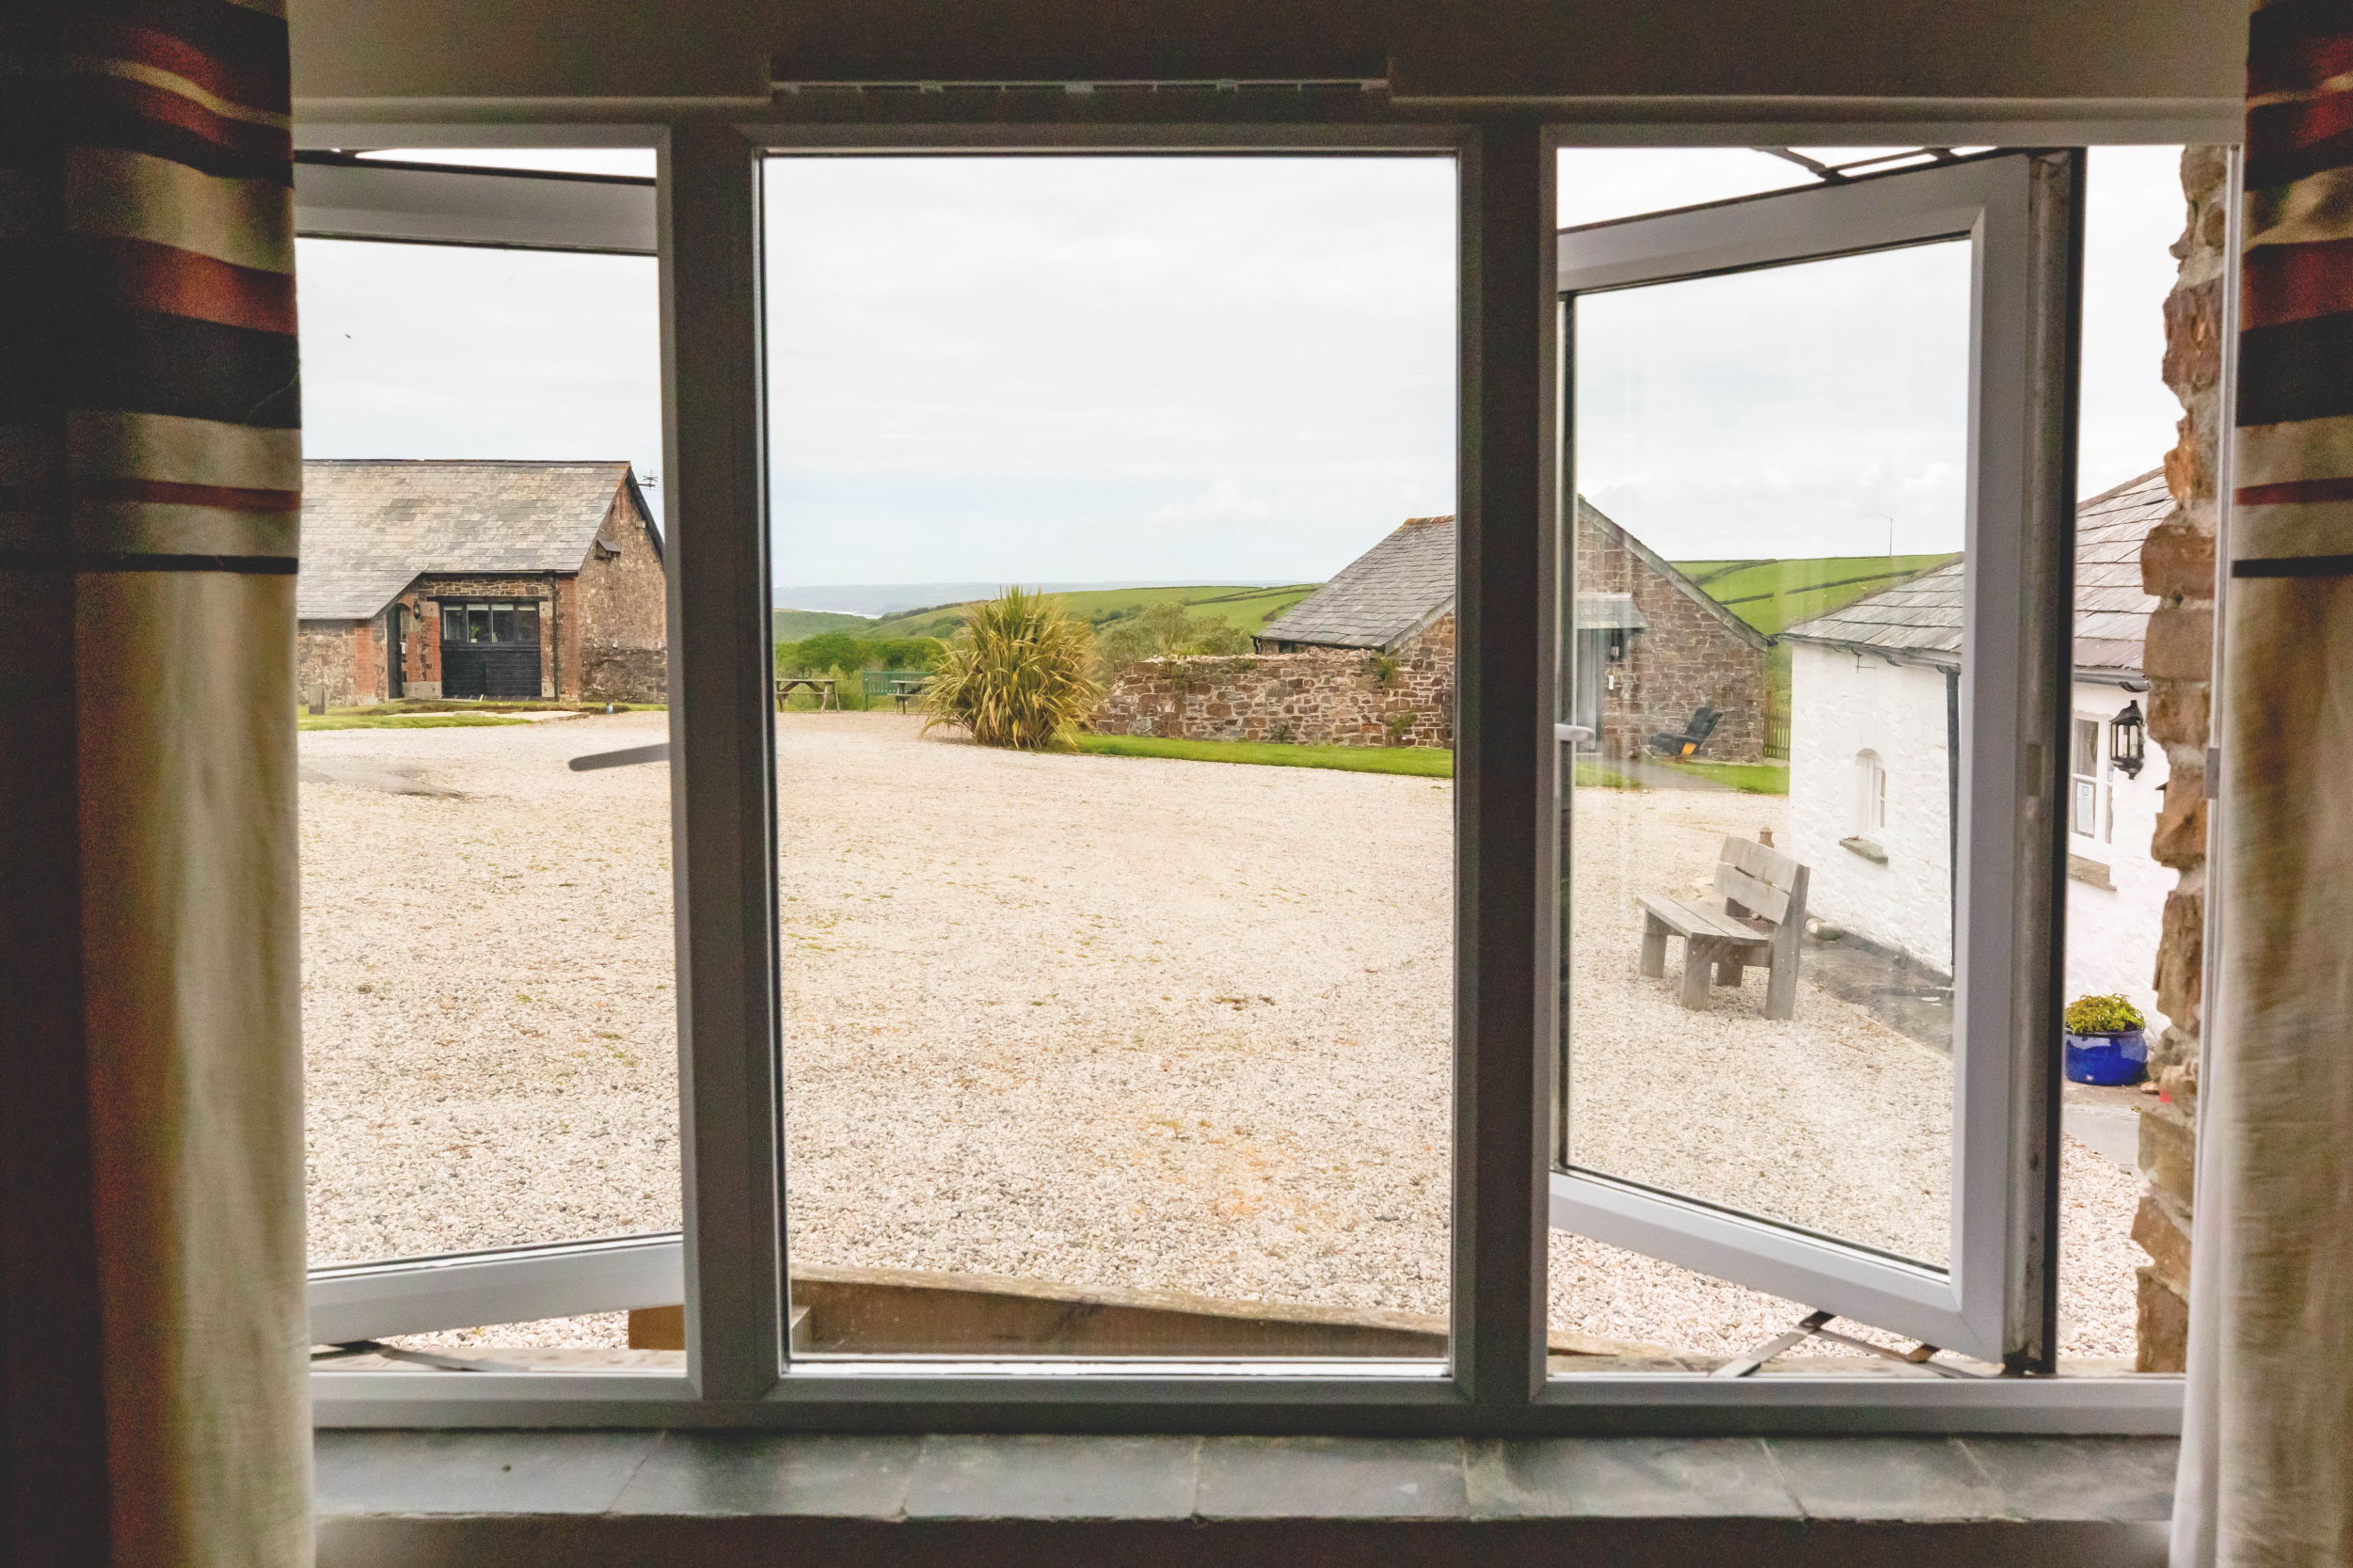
[2175,3,2353,1564]
[1,1,310,1564]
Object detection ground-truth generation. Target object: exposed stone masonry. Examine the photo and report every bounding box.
[2133,145,2227,1373]
[1574,508,1770,764]
[1096,614,1454,749]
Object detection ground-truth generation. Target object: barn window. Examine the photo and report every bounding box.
[2071,714,2111,841]
[1856,748,1889,834]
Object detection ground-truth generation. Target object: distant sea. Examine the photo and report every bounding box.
[772,581,1270,618]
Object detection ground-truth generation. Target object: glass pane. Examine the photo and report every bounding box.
[765,153,1457,1358]
[1560,240,1969,1271]
[517,603,540,640]
[297,201,674,1358]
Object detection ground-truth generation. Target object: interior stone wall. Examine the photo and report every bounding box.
[2133,145,2228,1373]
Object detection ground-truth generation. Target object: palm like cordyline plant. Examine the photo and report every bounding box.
[921,587,1103,751]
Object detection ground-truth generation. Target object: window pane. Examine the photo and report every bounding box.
[1560,241,1969,1285]
[765,153,1457,1359]
[297,209,674,1358]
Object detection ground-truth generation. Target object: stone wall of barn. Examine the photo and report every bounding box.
[395,575,556,699]
[574,494,669,703]
[1576,515,1770,764]
[2132,145,2227,1374]
[1096,614,1454,749]
[296,619,363,707]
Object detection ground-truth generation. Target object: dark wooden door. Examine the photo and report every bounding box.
[439,601,542,699]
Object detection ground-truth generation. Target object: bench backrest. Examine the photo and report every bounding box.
[1712,835,1805,927]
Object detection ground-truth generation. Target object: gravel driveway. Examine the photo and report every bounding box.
[302,710,2140,1359]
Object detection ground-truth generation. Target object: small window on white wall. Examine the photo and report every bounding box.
[1856,749,1888,836]
[2071,715,2109,842]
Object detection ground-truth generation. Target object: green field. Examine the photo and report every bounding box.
[771,608,876,639]
[1672,554,1960,637]
[865,583,1321,641]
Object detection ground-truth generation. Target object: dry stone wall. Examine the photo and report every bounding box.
[1096,615,1453,749]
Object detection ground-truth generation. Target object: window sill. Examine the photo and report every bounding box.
[2068,853,2116,890]
[315,1431,2178,1563]
[1838,836,1889,864]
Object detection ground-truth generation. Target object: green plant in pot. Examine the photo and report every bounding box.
[2062,993,2148,1086]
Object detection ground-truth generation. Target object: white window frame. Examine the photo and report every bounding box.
[1859,748,1890,836]
[2072,712,2112,843]
[298,109,2228,1436]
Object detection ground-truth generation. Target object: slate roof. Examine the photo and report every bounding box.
[1260,503,1763,652]
[1778,469,2171,679]
[1259,515,1456,649]
[296,460,645,620]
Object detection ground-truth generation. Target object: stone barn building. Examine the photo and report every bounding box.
[295,460,666,706]
[1221,503,1769,760]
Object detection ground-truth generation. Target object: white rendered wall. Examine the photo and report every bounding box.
[1788,644,1956,974]
[2063,680,2173,1033]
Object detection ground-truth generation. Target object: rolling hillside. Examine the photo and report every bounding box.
[1671,554,1963,637]
[861,583,1322,641]
[771,608,877,640]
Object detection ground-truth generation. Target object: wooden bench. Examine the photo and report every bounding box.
[1637,835,1810,1020]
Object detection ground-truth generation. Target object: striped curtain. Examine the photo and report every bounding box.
[2176,3,2353,1565]
[1,1,310,1564]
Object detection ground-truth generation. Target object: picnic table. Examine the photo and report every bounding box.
[861,671,931,712]
[774,676,839,711]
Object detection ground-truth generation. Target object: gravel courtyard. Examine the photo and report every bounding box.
[301,709,2140,1359]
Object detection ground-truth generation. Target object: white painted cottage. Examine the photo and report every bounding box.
[1779,471,2174,1030]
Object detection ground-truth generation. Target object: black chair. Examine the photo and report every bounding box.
[1647,706,1722,759]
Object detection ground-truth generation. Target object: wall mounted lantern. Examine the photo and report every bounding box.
[2110,700,2146,780]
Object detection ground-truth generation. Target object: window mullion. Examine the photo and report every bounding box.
[1453,118,1558,1412]
[660,119,785,1402]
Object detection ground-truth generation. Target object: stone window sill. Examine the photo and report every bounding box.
[2068,853,2117,889]
[315,1431,2178,1564]
[1839,836,1889,863]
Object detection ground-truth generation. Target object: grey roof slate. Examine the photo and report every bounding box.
[1262,502,1760,652]
[1780,470,2170,677]
[1259,515,1456,649]
[296,460,641,619]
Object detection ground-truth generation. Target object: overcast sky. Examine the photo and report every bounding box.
[297,146,2186,593]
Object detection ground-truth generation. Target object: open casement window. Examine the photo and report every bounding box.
[1553,153,2079,1370]
[294,125,2211,1433]
[292,152,688,1351]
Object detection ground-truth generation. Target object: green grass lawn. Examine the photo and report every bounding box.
[1660,759,1790,794]
[1074,733,1642,789]
[1075,734,1453,776]
[866,583,1322,641]
[298,713,533,731]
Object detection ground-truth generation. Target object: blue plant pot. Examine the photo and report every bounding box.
[2064,1027,2148,1086]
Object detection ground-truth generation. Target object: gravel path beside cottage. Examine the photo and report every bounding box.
[301,710,2141,1359]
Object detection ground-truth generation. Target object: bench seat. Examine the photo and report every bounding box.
[1634,837,1809,1020]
